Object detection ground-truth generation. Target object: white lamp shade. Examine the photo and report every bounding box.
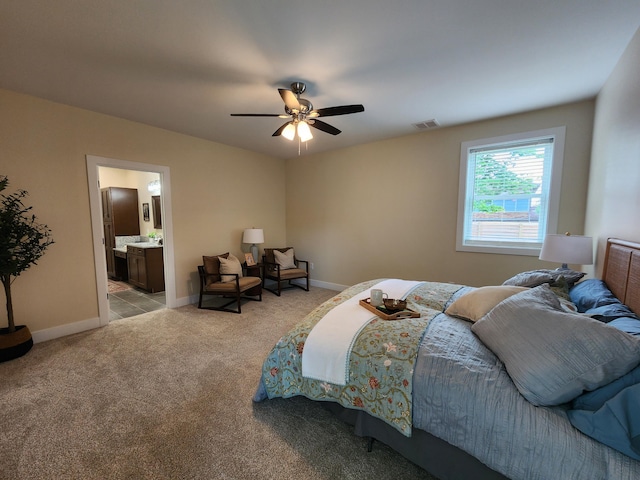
[539,234,593,265]
[282,123,296,141]
[297,121,313,142]
[242,228,264,244]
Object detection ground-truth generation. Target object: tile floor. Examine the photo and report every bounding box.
[109,287,166,321]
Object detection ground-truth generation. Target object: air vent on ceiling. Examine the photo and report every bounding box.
[413,119,440,130]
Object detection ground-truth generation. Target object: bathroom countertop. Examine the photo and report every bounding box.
[113,242,162,253]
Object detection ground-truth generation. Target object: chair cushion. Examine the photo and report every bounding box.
[263,248,275,264]
[274,248,296,269]
[204,276,261,293]
[203,253,229,285]
[239,276,261,291]
[219,254,243,282]
[278,268,307,280]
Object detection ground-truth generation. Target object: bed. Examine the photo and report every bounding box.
[253,238,640,480]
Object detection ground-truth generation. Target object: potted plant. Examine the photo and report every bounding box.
[0,175,54,362]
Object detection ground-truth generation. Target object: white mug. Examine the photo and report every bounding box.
[370,289,388,307]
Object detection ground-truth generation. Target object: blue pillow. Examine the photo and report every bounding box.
[568,384,640,460]
[572,364,640,411]
[570,279,618,312]
[585,304,639,322]
[609,317,640,336]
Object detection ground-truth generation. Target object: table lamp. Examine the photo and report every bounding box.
[243,228,264,264]
[539,232,593,269]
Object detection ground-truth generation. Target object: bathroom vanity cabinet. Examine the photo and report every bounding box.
[127,245,165,293]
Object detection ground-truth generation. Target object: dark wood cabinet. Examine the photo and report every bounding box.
[101,187,140,278]
[101,189,112,222]
[102,187,140,235]
[127,246,165,293]
[103,221,115,277]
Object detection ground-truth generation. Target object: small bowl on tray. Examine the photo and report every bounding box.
[383,298,407,313]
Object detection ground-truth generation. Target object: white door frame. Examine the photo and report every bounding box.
[86,155,177,326]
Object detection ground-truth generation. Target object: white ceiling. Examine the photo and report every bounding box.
[1,1,639,160]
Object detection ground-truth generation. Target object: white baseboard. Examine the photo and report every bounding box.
[282,278,346,291]
[176,295,198,307]
[31,283,344,344]
[308,278,347,291]
[32,317,101,344]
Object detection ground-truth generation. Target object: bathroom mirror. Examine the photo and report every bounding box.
[151,195,162,229]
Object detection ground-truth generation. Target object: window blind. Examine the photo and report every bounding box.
[463,136,555,246]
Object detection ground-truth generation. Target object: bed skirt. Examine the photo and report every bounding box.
[319,402,508,480]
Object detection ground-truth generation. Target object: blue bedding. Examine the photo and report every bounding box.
[569,384,640,461]
[413,314,640,480]
[413,312,640,480]
[256,279,640,479]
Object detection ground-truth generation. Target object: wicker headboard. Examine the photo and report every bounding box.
[602,238,640,315]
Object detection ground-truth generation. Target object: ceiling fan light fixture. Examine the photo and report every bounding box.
[282,123,296,141]
[298,121,313,142]
[231,81,364,144]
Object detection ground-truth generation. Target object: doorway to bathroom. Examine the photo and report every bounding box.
[86,155,177,327]
[100,166,165,320]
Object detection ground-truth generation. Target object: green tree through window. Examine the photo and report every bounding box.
[457,127,565,255]
[473,151,539,213]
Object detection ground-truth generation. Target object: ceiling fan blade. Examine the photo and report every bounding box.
[230,113,282,117]
[279,88,300,111]
[272,122,292,137]
[309,119,341,135]
[314,104,365,117]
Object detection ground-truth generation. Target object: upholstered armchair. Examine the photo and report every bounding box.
[262,247,309,296]
[198,253,262,313]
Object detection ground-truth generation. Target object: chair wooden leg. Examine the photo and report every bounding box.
[198,294,242,313]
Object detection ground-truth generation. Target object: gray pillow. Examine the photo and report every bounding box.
[502,269,585,287]
[471,285,640,406]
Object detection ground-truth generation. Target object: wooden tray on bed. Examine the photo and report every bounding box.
[359,298,421,320]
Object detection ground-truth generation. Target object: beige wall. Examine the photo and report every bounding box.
[286,101,594,288]
[0,89,286,335]
[585,27,640,277]
[5,53,630,338]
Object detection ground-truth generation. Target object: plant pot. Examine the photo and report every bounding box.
[0,325,33,362]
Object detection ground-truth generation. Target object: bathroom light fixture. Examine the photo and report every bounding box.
[539,232,593,269]
[242,228,264,264]
[147,179,161,194]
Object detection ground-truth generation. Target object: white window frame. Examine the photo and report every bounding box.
[456,126,566,256]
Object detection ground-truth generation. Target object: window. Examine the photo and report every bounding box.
[456,127,565,255]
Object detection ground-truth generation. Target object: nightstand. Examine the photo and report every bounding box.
[243,263,263,297]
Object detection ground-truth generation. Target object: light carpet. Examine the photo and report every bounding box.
[0,287,437,480]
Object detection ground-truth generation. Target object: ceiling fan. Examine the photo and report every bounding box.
[230,82,364,142]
